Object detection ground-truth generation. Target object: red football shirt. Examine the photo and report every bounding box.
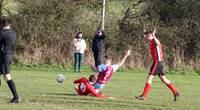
[74,77,109,98]
[150,39,164,62]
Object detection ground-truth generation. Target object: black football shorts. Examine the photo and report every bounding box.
[0,54,12,74]
[149,61,165,76]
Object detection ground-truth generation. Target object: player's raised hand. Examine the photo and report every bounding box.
[125,49,131,56]
[152,29,156,36]
[152,29,156,39]
[118,49,131,67]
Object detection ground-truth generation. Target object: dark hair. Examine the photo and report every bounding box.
[88,74,97,82]
[1,18,12,27]
[75,32,82,38]
[143,31,151,35]
[104,55,112,60]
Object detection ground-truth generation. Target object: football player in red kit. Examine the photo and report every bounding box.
[135,29,180,101]
[74,74,112,98]
[87,49,131,93]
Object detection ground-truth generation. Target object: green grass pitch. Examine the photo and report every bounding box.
[0,65,199,110]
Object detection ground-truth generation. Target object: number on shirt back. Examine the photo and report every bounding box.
[80,83,86,92]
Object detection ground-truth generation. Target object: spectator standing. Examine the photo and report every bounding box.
[72,32,87,73]
[92,29,105,67]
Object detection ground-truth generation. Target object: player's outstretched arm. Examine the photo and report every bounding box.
[74,79,81,83]
[152,29,156,36]
[118,49,131,67]
[152,29,161,45]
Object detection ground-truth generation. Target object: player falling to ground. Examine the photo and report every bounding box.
[87,49,131,93]
[135,29,180,101]
[74,74,112,98]
[0,18,20,103]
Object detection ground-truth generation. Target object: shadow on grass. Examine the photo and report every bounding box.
[44,92,169,110]
[29,92,167,110]
[47,92,77,96]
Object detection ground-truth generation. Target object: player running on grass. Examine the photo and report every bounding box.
[74,74,112,98]
[87,49,131,93]
[135,29,180,101]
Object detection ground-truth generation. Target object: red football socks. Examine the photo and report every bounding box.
[143,83,151,97]
[166,83,177,94]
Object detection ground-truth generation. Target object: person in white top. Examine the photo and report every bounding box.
[72,32,87,73]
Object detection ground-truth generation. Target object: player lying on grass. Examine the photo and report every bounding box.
[135,29,180,101]
[74,74,113,98]
[86,49,131,93]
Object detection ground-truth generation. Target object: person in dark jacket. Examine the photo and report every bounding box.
[0,19,3,88]
[92,29,105,67]
[0,18,20,103]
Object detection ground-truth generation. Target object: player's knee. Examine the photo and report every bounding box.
[147,78,153,84]
[3,74,12,81]
[159,77,165,83]
[147,75,154,84]
[95,89,102,94]
[160,76,170,84]
[164,79,171,84]
[147,80,152,84]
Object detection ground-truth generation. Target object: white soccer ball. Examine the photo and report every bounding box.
[56,74,65,83]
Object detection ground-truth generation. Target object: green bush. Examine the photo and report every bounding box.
[0,0,199,72]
